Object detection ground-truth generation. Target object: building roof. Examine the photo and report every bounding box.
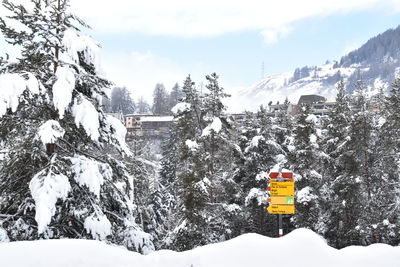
[140,116,174,122]
[298,95,327,105]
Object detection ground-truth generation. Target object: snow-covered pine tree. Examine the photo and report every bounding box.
[152,83,169,115]
[168,82,183,115]
[234,106,286,236]
[290,103,331,235]
[201,72,231,177]
[273,97,294,148]
[0,0,153,252]
[164,75,209,251]
[367,78,400,245]
[110,86,136,115]
[323,79,354,247]
[345,81,376,246]
[198,73,244,244]
[157,124,181,247]
[324,80,352,157]
[163,73,240,250]
[136,96,151,114]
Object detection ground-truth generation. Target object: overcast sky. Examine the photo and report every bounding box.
[1,0,400,102]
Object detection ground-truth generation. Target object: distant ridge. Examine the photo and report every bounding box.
[239,25,400,110]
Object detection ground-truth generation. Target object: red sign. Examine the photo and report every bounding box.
[269,172,293,179]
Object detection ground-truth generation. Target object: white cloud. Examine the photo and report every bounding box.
[70,0,400,44]
[261,26,293,45]
[101,50,185,101]
[343,41,364,55]
[100,49,246,110]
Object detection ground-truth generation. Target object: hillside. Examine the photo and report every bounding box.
[239,25,400,109]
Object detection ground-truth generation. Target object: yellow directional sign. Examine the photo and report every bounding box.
[267,172,295,215]
[270,196,294,205]
[270,180,294,196]
[267,204,295,214]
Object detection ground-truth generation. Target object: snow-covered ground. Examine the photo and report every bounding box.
[1,228,399,267]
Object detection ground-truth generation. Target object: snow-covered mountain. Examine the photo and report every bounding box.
[239,25,400,109]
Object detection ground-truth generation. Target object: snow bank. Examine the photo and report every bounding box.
[1,228,399,267]
[0,227,9,242]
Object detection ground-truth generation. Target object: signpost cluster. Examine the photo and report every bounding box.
[266,172,295,237]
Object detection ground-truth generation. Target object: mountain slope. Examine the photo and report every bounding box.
[240,25,400,109]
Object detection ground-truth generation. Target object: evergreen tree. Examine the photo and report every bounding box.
[110,87,135,115]
[101,95,112,113]
[290,104,331,235]
[198,73,242,244]
[168,83,183,114]
[165,75,208,251]
[346,81,375,245]
[201,73,231,197]
[233,107,286,236]
[136,96,151,114]
[274,97,294,154]
[0,0,153,252]
[152,83,169,115]
[368,78,400,245]
[323,79,354,247]
[158,124,180,242]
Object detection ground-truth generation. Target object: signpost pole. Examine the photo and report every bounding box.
[277,174,283,237]
[277,172,283,238]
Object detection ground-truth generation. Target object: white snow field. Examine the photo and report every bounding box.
[0,228,399,267]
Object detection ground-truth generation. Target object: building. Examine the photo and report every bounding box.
[267,95,335,116]
[311,102,335,116]
[297,95,327,106]
[268,103,297,116]
[296,95,335,116]
[124,114,174,136]
[228,113,248,124]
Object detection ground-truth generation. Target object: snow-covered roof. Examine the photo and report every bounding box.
[140,116,174,122]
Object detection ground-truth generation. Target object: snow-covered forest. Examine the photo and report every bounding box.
[0,0,399,260]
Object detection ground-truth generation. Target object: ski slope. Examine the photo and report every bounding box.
[0,228,399,267]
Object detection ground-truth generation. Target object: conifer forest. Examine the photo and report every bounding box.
[0,0,399,258]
